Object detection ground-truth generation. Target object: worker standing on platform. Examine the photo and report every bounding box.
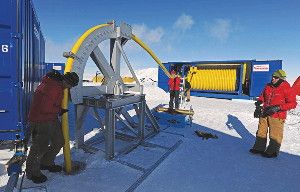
[26,70,79,183]
[184,78,191,102]
[250,69,297,158]
[184,65,192,102]
[168,70,181,110]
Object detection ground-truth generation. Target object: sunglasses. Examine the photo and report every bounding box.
[272,76,279,79]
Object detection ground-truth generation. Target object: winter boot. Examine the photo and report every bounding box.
[264,138,280,158]
[249,148,264,155]
[252,137,267,152]
[40,164,63,172]
[27,173,47,184]
[262,152,278,158]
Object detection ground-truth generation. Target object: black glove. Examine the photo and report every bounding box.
[254,106,262,118]
[262,105,280,117]
[59,108,69,116]
[255,100,263,107]
[253,100,263,118]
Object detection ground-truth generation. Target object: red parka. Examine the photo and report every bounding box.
[258,80,297,120]
[168,76,181,91]
[28,76,64,123]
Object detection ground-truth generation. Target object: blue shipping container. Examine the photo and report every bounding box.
[249,60,282,97]
[0,0,45,140]
[45,63,65,74]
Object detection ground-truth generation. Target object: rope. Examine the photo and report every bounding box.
[286,121,300,126]
[286,110,300,126]
[18,172,48,192]
[18,171,25,192]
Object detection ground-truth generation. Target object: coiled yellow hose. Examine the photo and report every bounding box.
[188,66,237,91]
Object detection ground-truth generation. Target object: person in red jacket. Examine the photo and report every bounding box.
[168,70,181,110]
[26,70,79,183]
[250,69,297,158]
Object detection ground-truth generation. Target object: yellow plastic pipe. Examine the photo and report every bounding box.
[61,24,168,173]
[61,23,111,174]
[131,34,171,78]
[187,67,237,91]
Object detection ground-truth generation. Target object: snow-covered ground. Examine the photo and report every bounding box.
[0,68,300,192]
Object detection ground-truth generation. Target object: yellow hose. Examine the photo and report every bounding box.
[188,66,237,91]
[61,23,111,174]
[61,24,170,174]
[131,34,171,78]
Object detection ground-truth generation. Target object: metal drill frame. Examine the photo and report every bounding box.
[69,22,142,104]
[66,22,160,159]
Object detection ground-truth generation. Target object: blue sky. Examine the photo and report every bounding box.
[33,0,300,81]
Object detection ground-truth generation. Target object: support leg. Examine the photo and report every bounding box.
[105,108,115,160]
[75,105,89,149]
[138,101,145,140]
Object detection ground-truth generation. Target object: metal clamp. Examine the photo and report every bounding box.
[63,51,77,59]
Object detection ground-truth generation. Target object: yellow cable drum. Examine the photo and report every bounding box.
[187,64,239,92]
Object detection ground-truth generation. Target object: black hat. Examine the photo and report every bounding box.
[46,70,63,81]
[63,72,79,87]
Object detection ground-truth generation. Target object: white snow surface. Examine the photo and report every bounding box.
[1,68,300,192]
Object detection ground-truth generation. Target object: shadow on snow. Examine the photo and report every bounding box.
[140,113,300,192]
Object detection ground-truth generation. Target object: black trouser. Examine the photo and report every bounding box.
[169,90,180,109]
[26,119,65,177]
